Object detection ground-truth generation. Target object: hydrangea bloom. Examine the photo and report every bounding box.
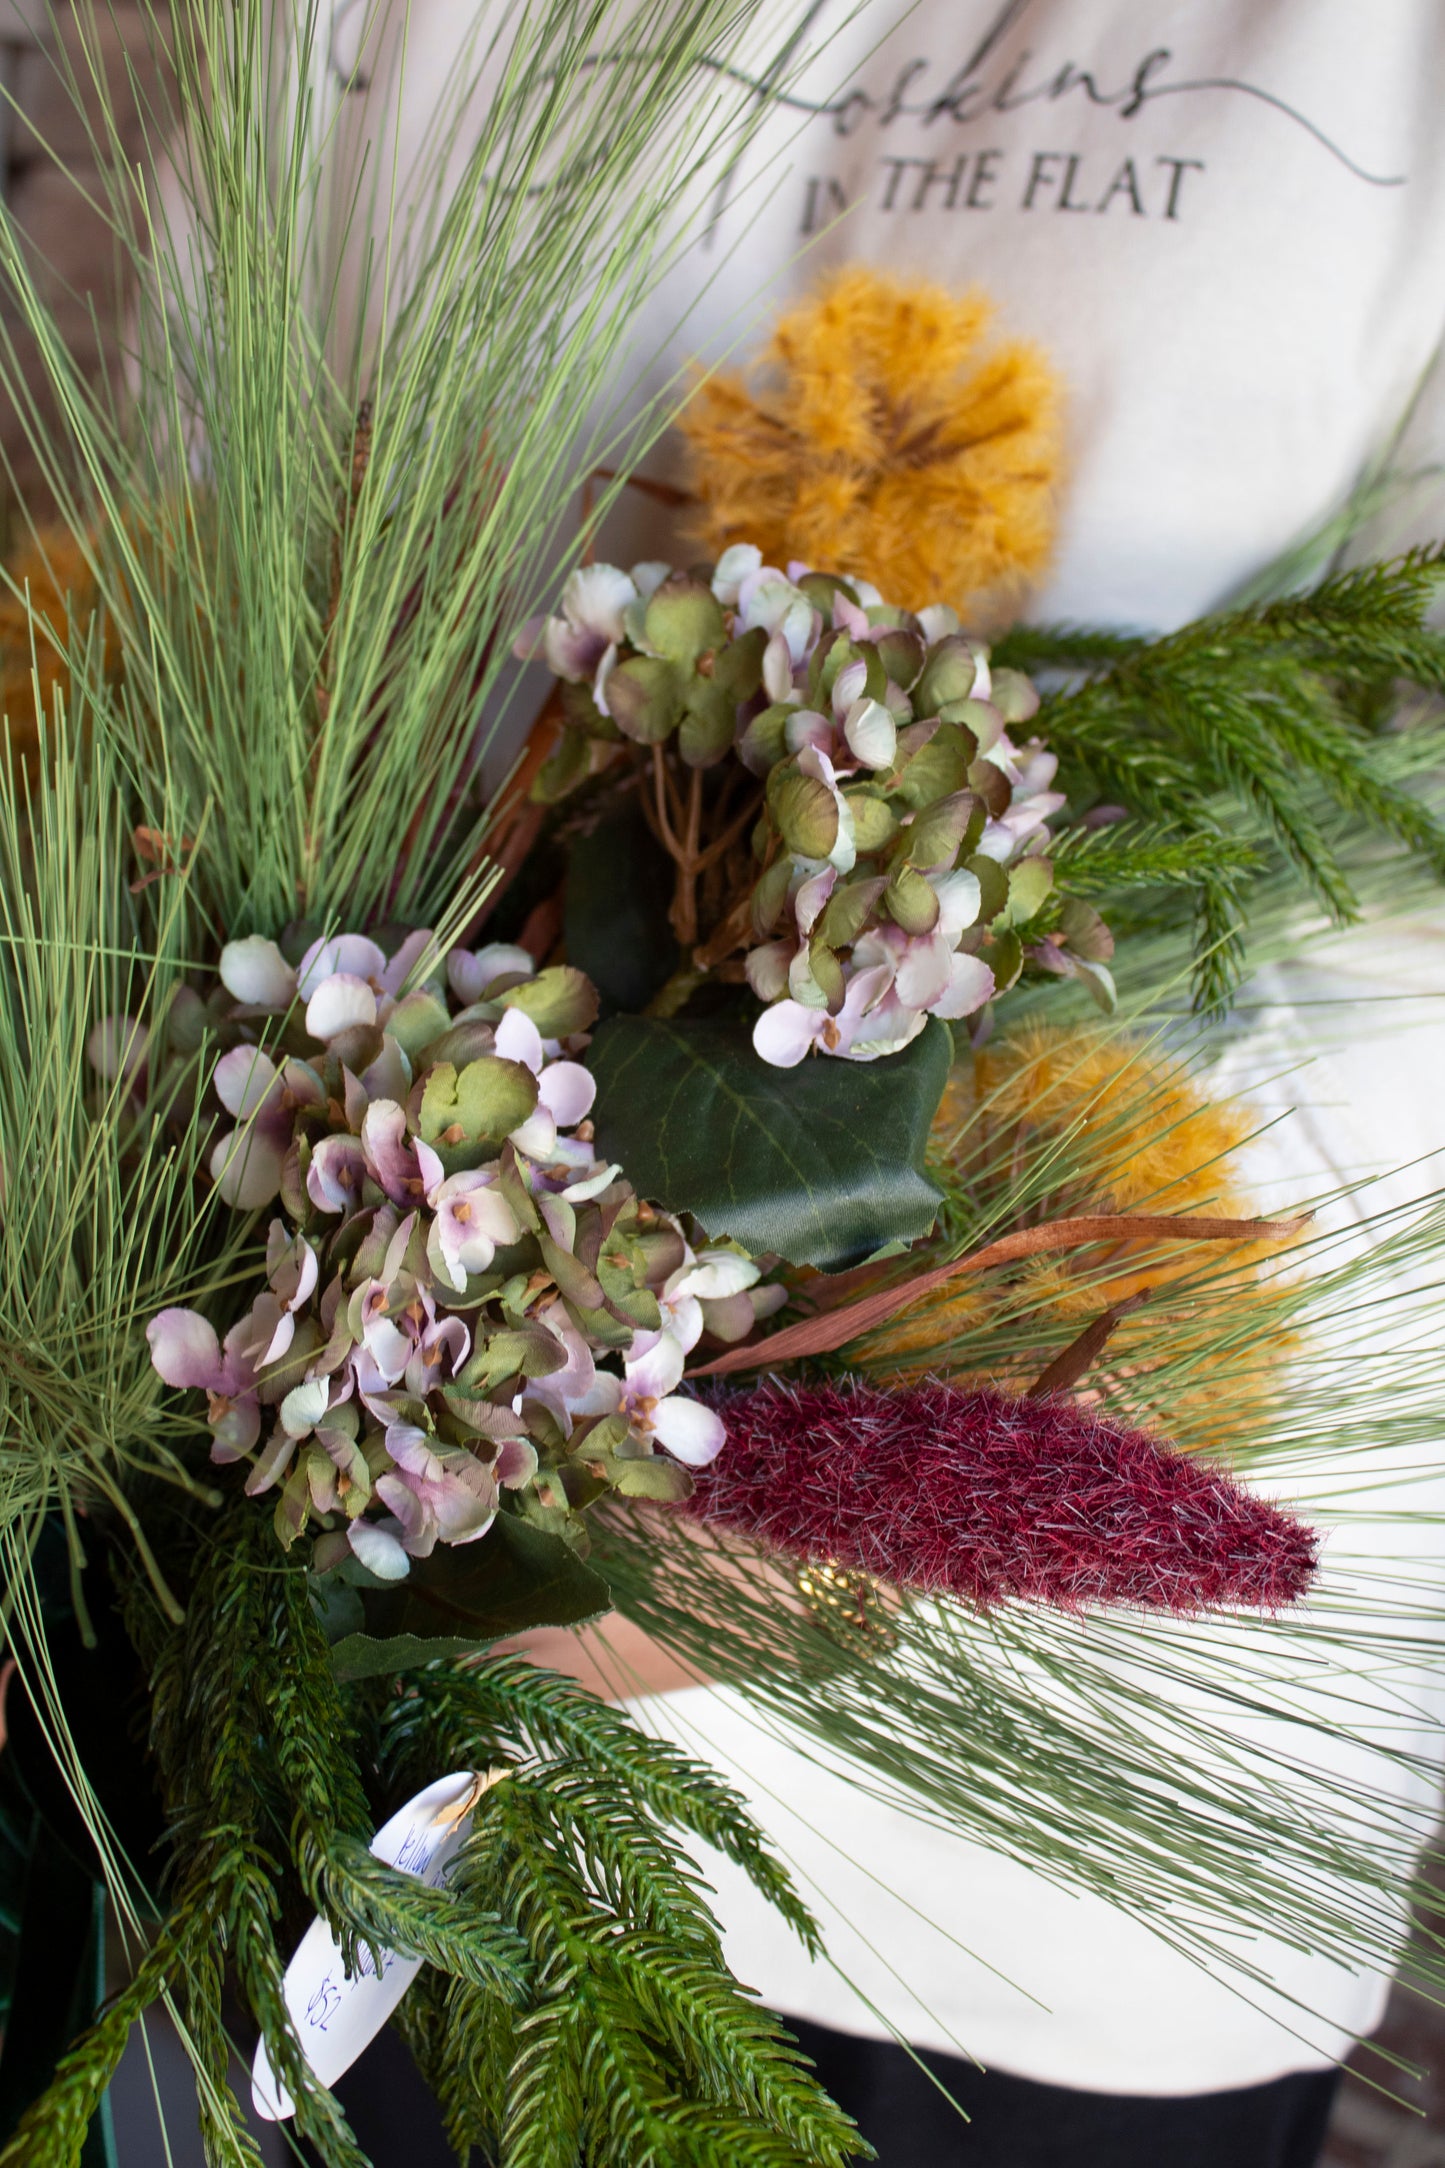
[142,936,781,1580]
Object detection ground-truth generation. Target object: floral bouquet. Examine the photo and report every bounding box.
[4,8,1445,2165]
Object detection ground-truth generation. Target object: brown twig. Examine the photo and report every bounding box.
[687,1211,1313,1379]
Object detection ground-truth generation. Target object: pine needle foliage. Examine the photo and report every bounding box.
[997,551,1445,1007]
[5,1506,859,2168]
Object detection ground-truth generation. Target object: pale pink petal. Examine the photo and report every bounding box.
[843,697,897,771]
[537,1060,595,1127]
[793,867,836,937]
[751,1000,822,1069]
[147,1308,222,1390]
[280,1376,330,1438]
[348,1518,412,1580]
[674,1251,759,1301]
[625,1331,685,1401]
[244,1431,296,1495]
[447,943,534,1005]
[930,951,997,1021]
[762,630,796,704]
[893,933,955,1012]
[220,935,297,1009]
[306,1134,368,1213]
[931,868,983,943]
[384,1422,440,1477]
[209,1397,261,1462]
[381,928,436,995]
[697,1291,758,1343]
[510,1106,558,1160]
[210,1127,286,1209]
[213,1045,282,1120]
[496,1437,539,1487]
[784,708,835,756]
[297,934,386,996]
[562,561,637,641]
[305,972,377,1041]
[495,1006,545,1073]
[745,942,792,1004]
[362,1035,412,1103]
[652,1394,726,1467]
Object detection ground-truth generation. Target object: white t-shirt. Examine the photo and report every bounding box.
[601,0,1445,626]
[592,0,1445,2093]
[290,0,1445,2095]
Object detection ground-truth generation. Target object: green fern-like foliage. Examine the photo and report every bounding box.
[0,1505,862,2168]
[997,549,1445,1007]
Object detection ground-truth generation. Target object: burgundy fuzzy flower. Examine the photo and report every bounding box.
[684,1378,1317,1613]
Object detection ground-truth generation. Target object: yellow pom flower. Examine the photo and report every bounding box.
[680,267,1062,617]
[853,1025,1300,1455]
[0,523,105,767]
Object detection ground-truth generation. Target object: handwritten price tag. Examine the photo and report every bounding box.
[251,1766,506,2120]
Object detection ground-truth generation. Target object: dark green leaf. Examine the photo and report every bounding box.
[563,802,679,1016]
[588,1012,952,1269]
[334,1514,611,1679]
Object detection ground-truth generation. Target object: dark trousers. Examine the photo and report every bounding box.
[785,2013,1342,2168]
[324,2011,1341,2166]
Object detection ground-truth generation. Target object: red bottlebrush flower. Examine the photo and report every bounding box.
[684,1378,1317,1613]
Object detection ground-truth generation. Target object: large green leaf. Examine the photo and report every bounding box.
[588,1013,952,1269]
[329,1514,611,1682]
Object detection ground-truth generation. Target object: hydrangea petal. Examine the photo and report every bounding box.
[210,1127,286,1209]
[305,972,378,1041]
[213,1045,282,1120]
[537,1060,595,1127]
[297,934,386,996]
[147,1308,223,1390]
[495,1006,545,1073]
[752,1000,822,1069]
[931,951,997,1020]
[348,1517,412,1580]
[220,935,297,1009]
[653,1394,726,1467]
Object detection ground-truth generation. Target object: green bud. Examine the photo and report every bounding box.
[842,786,901,855]
[679,679,736,766]
[990,668,1041,725]
[808,937,847,1012]
[714,625,767,698]
[385,989,450,1062]
[914,635,981,717]
[817,874,888,949]
[969,758,1012,818]
[987,927,1024,993]
[892,722,974,809]
[1005,855,1054,926]
[885,864,941,936]
[606,655,684,744]
[965,852,1010,924]
[1059,895,1115,963]
[532,724,592,803]
[419,1056,538,1152]
[643,575,727,667]
[770,770,840,860]
[751,857,794,937]
[875,626,925,690]
[902,790,982,869]
[498,965,600,1037]
[936,696,999,756]
[739,702,793,776]
[560,678,619,741]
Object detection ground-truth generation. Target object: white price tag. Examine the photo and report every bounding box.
[251,1766,506,2120]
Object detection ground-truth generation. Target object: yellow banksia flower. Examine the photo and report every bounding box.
[855,1025,1299,1453]
[0,522,109,768]
[679,267,1062,617]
